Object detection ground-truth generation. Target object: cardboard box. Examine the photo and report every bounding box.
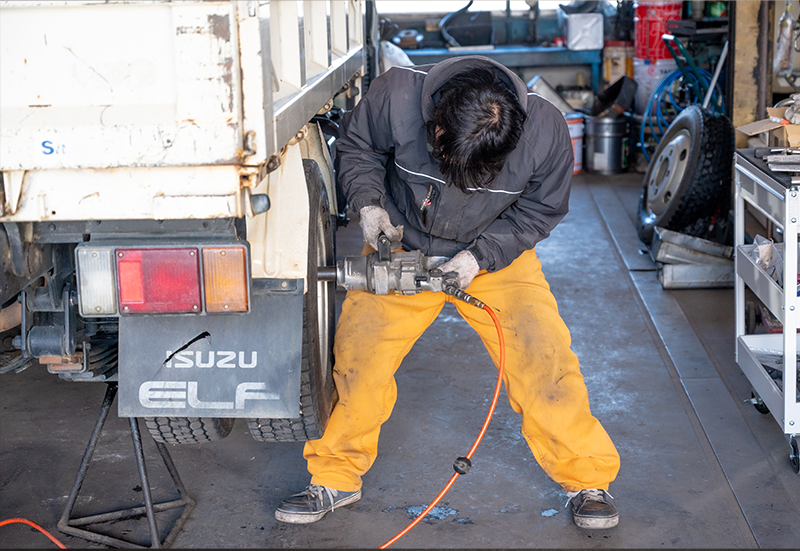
[737,106,800,147]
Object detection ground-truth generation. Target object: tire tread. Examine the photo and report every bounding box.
[145,416,235,444]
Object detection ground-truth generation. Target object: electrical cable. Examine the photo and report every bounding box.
[379,301,505,549]
[0,518,68,549]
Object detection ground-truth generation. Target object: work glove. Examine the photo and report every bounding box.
[438,249,480,290]
[359,205,404,250]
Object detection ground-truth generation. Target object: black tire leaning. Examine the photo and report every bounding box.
[636,105,734,245]
[247,159,336,442]
[145,417,235,444]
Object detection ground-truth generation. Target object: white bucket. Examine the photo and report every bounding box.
[633,57,678,114]
[565,115,584,175]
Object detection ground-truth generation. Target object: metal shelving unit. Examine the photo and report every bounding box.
[734,149,800,474]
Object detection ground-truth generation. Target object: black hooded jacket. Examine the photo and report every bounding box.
[336,55,573,272]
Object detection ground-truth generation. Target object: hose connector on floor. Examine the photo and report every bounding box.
[453,456,472,475]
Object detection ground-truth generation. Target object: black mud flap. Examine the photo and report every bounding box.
[117,279,303,418]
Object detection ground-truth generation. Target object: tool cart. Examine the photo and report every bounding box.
[734,148,800,474]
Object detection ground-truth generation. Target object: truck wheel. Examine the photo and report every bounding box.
[247,160,336,442]
[144,417,235,444]
[636,105,734,245]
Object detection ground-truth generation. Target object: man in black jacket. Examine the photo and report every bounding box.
[275,56,621,530]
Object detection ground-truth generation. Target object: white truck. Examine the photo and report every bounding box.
[0,0,367,444]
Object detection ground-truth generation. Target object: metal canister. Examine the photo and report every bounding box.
[584,116,631,174]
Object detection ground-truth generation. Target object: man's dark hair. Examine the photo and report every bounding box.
[426,66,527,193]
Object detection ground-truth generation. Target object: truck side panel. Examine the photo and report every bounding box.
[0,1,243,170]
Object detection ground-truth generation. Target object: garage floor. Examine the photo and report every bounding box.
[2,171,800,549]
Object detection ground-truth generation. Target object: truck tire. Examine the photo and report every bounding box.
[145,417,235,444]
[636,105,734,245]
[247,160,336,442]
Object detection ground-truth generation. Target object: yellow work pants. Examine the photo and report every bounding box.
[304,247,620,493]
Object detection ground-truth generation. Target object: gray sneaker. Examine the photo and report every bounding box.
[567,489,619,529]
[275,484,362,524]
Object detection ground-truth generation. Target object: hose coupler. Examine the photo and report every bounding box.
[453,456,472,475]
[444,284,486,309]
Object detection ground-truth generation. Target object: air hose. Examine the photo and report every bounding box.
[0,518,67,548]
[380,289,505,549]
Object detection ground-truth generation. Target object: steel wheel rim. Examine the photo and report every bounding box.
[647,129,692,218]
[315,214,331,387]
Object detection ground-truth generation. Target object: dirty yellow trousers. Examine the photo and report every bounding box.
[304,247,620,493]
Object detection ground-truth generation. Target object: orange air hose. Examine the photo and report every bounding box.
[380,303,505,549]
[0,518,68,549]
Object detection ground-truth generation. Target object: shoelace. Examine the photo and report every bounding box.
[564,488,614,508]
[306,484,340,512]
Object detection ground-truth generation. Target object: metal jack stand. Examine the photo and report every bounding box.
[57,383,195,548]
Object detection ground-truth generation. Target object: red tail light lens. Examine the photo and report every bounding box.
[116,248,201,314]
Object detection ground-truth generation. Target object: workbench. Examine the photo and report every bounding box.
[734,148,800,474]
[405,45,602,93]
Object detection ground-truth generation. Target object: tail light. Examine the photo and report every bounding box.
[76,243,249,316]
[202,247,248,312]
[76,248,117,315]
[116,248,201,314]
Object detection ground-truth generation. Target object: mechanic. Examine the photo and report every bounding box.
[275,55,621,530]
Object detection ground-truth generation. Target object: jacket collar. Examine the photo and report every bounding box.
[420,55,529,122]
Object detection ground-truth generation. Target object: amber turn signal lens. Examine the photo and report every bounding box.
[202,247,248,313]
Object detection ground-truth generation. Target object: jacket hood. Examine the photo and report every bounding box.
[420,55,529,122]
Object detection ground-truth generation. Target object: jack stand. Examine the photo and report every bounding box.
[57,383,195,548]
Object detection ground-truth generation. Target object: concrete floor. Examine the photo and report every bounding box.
[2,171,800,549]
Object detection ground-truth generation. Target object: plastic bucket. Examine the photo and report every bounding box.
[565,115,584,175]
[633,57,677,114]
[584,116,631,174]
[634,1,683,62]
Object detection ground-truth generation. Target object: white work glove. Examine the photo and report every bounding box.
[438,249,480,290]
[359,205,404,250]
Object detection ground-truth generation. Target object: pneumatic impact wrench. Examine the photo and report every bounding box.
[318,234,485,308]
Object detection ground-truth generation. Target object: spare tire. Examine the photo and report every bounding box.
[637,105,734,245]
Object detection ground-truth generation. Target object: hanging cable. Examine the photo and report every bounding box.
[439,1,473,47]
[0,518,67,549]
[380,302,505,549]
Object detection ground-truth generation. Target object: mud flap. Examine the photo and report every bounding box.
[117,278,303,418]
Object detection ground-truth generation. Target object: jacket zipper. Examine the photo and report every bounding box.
[420,184,438,227]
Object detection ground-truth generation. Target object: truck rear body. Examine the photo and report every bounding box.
[0,0,364,428]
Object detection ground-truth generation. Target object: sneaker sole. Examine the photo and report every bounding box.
[573,513,619,530]
[274,490,362,524]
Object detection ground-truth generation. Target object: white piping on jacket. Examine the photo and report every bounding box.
[395,160,523,195]
[395,160,446,184]
[466,187,523,195]
[395,66,428,75]
[527,91,558,109]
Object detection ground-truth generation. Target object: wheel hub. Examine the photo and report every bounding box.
[647,129,691,217]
